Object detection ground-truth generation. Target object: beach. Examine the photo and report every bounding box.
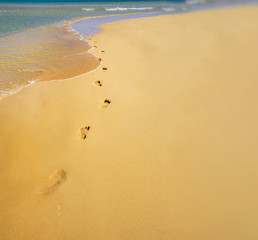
[1,5,258,239]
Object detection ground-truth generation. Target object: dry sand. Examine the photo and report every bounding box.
[1,6,258,240]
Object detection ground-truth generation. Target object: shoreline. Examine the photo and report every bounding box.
[0,12,164,102]
[1,5,258,239]
[1,1,258,101]
[1,1,257,101]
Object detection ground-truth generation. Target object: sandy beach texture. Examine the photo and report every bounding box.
[1,6,258,240]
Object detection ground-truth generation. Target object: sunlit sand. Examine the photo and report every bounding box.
[0,6,258,240]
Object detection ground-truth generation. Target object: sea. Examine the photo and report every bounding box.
[0,0,256,99]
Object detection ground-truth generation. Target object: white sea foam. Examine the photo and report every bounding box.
[105,7,154,12]
[81,8,95,11]
[187,0,206,5]
[0,10,18,13]
[0,90,10,94]
[27,80,37,84]
[162,8,175,12]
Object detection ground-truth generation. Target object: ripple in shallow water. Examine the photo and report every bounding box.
[0,22,99,99]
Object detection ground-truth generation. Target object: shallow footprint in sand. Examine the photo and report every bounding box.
[39,169,67,195]
[80,126,90,140]
[102,67,108,71]
[94,80,102,87]
[101,99,111,108]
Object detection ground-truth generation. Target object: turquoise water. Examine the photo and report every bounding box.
[0,0,257,99]
[0,2,183,37]
[2,0,255,38]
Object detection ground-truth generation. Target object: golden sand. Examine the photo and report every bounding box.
[1,6,258,240]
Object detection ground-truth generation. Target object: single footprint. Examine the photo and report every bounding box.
[101,50,105,53]
[102,67,108,71]
[80,126,90,140]
[39,169,67,195]
[98,57,102,62]
[94,80,102,87]
[101,99,111,108]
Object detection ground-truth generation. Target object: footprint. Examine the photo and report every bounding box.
[39,169,67,195]
[98,57,102,62]
[101,50,105,53]
[102,67,108,71]
[101,99,111,108]
[80,126,90,140]
[94,80,102,87]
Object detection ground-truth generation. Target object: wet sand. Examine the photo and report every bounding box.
[1,6,258,240]
[0,23,99,100]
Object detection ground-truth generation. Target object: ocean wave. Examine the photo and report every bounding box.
[105,7,154,12]
[162,8,175,12]
[81,8,95,11]
[187,0,206,5]
[0,10,19,13]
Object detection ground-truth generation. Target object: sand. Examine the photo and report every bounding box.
[1,5,258,240]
